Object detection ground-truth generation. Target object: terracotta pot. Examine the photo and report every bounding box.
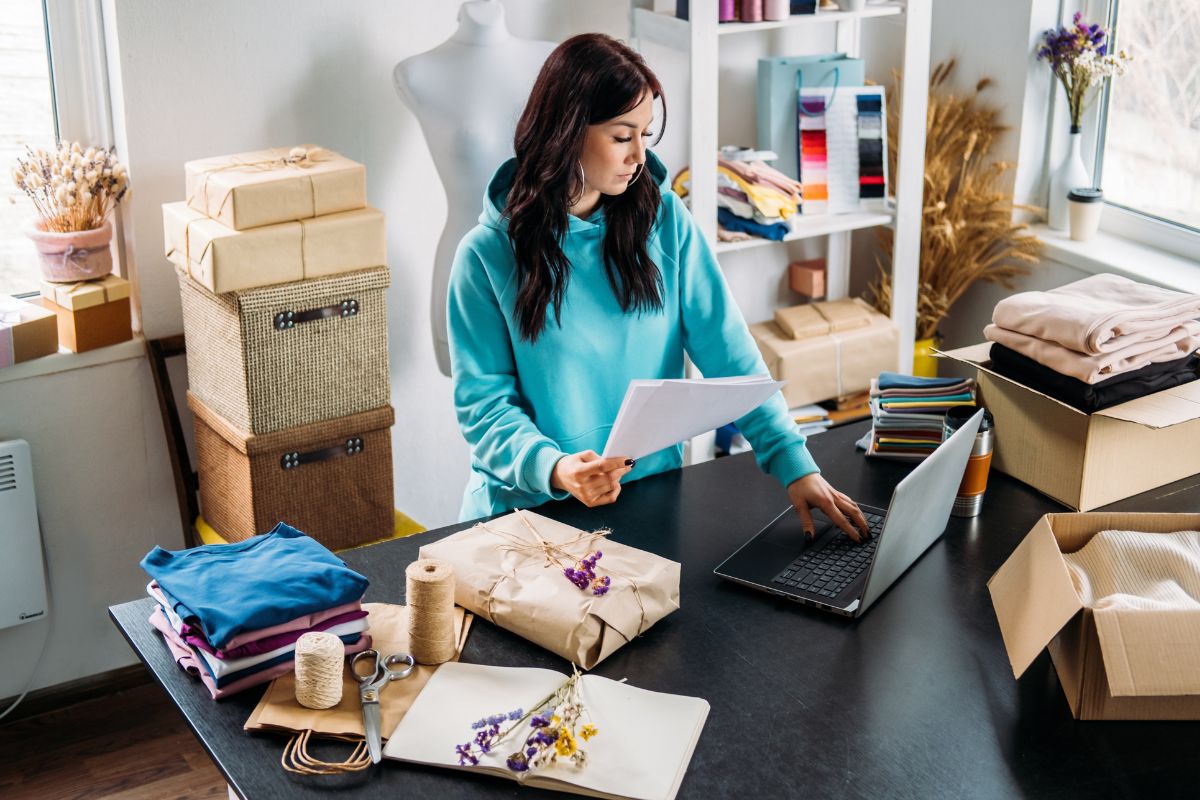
[26,220,113,283]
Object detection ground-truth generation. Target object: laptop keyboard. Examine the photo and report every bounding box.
[771,512,885,599]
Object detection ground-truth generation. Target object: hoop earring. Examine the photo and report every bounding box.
[627,163,644,187]
[570,160,586,205]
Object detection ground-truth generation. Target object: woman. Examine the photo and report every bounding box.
[447,33,867,541]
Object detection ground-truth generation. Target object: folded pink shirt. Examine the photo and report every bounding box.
[147,581,363,657]
[148,607,371,700]
[992,274,1200,355]
[984,321,1200,384]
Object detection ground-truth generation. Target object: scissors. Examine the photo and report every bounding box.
[351,648,416,763]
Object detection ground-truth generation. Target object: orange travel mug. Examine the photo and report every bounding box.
[943,407,994,517]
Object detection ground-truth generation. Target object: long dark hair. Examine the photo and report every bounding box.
[506,33,667,342]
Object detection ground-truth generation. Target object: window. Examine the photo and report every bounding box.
[1,0,57,296]
[1092,0,1200,243]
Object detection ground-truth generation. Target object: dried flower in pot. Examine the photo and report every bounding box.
[12,142,130,283]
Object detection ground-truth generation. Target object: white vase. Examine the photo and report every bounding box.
[1048,129,1090,231]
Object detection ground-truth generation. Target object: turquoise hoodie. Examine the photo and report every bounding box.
[447,151,819,521]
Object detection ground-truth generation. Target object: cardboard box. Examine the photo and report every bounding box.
[788,259,826,297]
[773,297,874,340]
[751,303,899,407]
[0,296,58,365]
[163,202,386,294]
[941,343,1200,511]
[990,512,1200,720]
[185,144,366,231]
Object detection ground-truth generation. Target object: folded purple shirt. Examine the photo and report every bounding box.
[148,607,372,701]
[147,580,364,658]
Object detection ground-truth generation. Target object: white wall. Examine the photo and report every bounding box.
[104,0,640,534]
[0,355,183,698]
[1,0,1076,697]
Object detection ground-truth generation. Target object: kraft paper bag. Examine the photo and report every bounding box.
[244,603,472,740]
[418,510,681,669]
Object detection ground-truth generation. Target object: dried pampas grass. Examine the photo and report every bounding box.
[866,61,1043,340]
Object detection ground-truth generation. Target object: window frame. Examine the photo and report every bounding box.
[1077,0,1200,261]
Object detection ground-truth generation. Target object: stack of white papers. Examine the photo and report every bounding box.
[384,662,710,800]
[602,376,783,460]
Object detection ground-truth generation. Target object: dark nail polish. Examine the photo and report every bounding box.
[624,459,635,467]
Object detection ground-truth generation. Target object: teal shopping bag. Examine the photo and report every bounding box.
[756,54,864,179]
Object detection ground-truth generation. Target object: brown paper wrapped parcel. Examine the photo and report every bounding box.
[752,298,899,407]
[185,145,366,231]
[162,202,386,294]
[418,510,680,669]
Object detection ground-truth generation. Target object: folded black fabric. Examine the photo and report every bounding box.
[988,343,1200,413]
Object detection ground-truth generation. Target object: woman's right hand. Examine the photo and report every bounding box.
[550,450,634,508]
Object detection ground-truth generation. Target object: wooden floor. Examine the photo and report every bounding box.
[0,681,227,800]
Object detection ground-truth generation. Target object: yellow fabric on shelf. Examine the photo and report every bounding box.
[671,167,798,220]
[196,510,425,550]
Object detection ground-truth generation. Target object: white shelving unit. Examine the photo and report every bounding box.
[631,0,931,375]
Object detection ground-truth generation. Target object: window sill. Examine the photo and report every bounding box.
[0,334,145,386]
[1031,225,1200,293]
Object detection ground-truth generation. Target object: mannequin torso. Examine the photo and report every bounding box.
[393,0,555,376]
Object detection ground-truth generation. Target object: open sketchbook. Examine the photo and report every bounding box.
[383,662,709,800]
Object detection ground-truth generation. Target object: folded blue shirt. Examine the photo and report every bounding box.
[140,522,369,649]
[877,371,968,391]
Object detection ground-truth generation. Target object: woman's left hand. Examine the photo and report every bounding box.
[786,473,870,543]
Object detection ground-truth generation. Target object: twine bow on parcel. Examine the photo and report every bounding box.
[188,145,334,223]
[472,509,649,638]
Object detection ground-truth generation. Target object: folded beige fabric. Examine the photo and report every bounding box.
[992,274,1200,355]
[983,321,1200,384]
[1063,529,1200,611]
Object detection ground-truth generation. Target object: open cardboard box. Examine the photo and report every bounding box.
[940,343,1200,510]
[990,512,1200,720]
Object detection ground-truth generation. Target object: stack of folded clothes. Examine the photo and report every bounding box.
[984,274,1200,412]
[866,372,976,460]
[673,155,802,242]
[140,522,372,700]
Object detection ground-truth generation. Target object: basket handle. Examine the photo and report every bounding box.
[280,437,365,471]
[274,298,359,331]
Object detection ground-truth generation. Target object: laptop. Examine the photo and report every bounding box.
[714,409,984,618]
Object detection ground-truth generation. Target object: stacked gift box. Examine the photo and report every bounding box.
[2,269,134,369]
[162,145,393,550]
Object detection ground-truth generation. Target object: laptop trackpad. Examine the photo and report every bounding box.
[759,508,837,550]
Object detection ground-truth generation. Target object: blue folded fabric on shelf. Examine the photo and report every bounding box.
[140,522,369,649]
[717,207,789,241]
[876,371,966,391]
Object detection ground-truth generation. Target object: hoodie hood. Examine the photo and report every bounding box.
[480,150,671,232]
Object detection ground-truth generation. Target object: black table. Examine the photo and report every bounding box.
[110,422,1200,799]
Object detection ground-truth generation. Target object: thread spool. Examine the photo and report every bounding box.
[406,558,457,665]
[294,631,345,710]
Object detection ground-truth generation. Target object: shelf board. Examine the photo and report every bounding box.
[714,210,893,254]
[632,3,904,50]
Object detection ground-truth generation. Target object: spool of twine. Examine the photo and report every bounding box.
[406,558,457,665]
[294,631,345,710]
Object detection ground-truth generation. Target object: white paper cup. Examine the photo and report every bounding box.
[1068,188,1103,242]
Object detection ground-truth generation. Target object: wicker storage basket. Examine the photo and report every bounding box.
[179,266,390,434]
[189,392,394,550]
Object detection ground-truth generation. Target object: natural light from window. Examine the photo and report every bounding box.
[1099,0,1200,231]
[1,0,56,296]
